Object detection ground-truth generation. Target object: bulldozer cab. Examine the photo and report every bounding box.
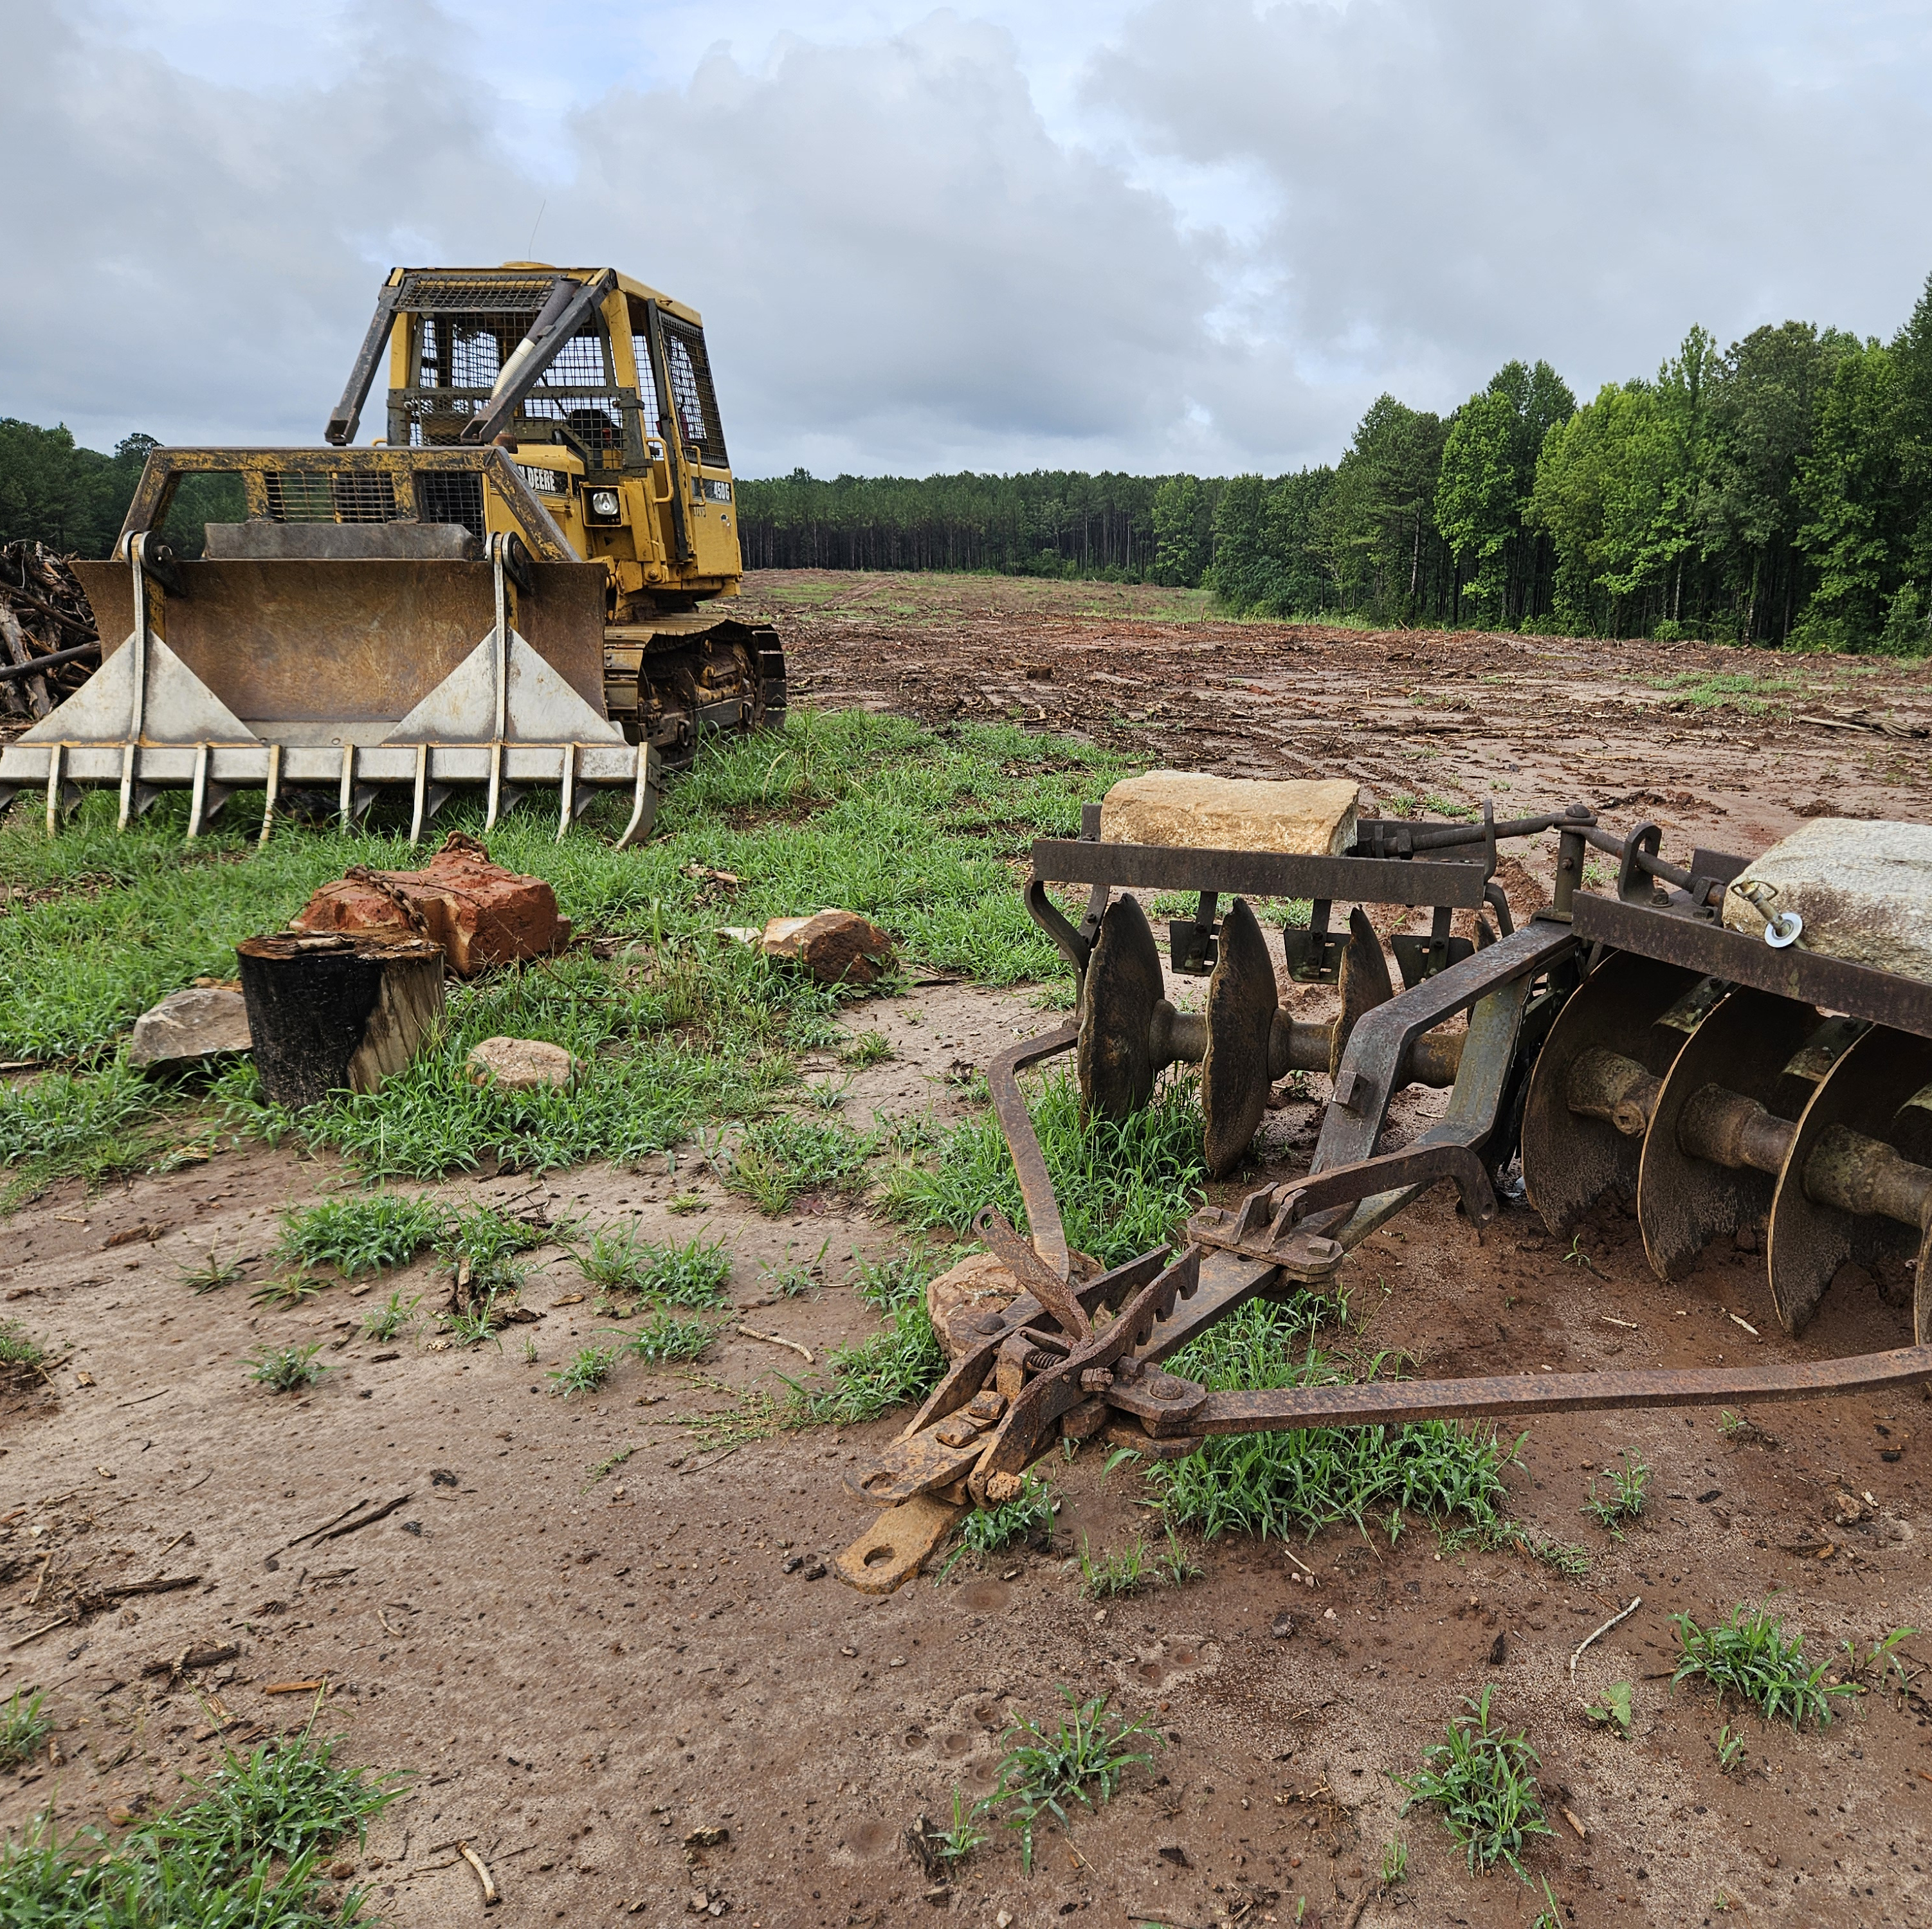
[326,266,745,606]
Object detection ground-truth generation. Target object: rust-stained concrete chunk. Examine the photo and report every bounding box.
[292,832,569,976]
[1722,818,1932,982]
[1099,771,1364,856]
[760,909,897,985]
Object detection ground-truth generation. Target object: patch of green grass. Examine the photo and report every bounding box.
[549,1345,618,1398]
[275,1193,446,1278]
[1379,1839,1408,1887]
[664,1191,707,1215]
[0,710,1137,1204]
[989,1689,1162,1872]
[929,1788,987,1868]
[621,1309,715,1365]
[1581,1450,1650,1535]
[250,1271,329,1310]
[839,1029,894,1068]
[1715,1723,1747,1773]
[1394,1686,1553,1878]
[1514,1528,1592,1579]
[759,1238,828,1299]
[884,1067,1207,1269]
[246,1343,327,1393]
[178,1245,245,1294]
[1072,1528,1200,1598]
[1670,1604,1856,1729]
[799,1242,947,1425]
[360,1291,420,1342]
[718,1114,885,1214]
[438,1202,548,1293]
[441,1296,507,1350]
[942,1472,1056,1579]
[1648,669,1801,711]
[1147,1300,1518,1544]
[576,1226,733,1305]
[0,1319,46,1369]
[0,1689,51,1769]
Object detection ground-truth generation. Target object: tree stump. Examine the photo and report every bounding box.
[236,933,446,1110]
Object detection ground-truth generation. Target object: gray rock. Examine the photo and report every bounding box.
[465,1035,578,1091]
[1724,818,1932,981]
[127,987,251,1068]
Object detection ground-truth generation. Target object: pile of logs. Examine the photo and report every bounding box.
[0,543,101,722]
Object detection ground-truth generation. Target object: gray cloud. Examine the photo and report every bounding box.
[6,1,1932,475]
[1089,0,1932,457]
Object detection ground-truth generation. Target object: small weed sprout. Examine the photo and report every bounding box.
[247,1343,327,1393]
[585,1445,634,1489]
[361,1292,420,1342]
[1715,1724,1747,1773]
[442,1298,506,1350]
[1378,1838,1408,1888]
[1671,1604,1855,1728]
[522,1334,538,1364]
[1583,1681,1634,1737]
[179,1247,244,1294]
[1074,1534,1149,1599]
[0,1320,46,1369]
[934,1788,987,1866]
[759,1238,829,1300]
[1562,1235,1596,1274]
[622,1309,714,1365]
[0,1689,52,1768]
[250,1272,328,1309]
[1582,1451,1650,1535]
[839,1030,894,1068]
[803,1080,849,1111]
[1154,1529,1203,1588]
[1531,1877,1563,1929]
[1513,1528,1591,1579]
[1393,1686,1553,1877]
[1839,1626,1918,1698]
[550,1346,617,1398]
[941,1474,1055,1578]
[664,1191,709,1216]
[990,1689,1162,1871]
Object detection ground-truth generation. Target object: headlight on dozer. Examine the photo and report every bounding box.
[587,489,621,521]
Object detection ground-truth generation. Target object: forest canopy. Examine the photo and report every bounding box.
[9,272,1932,653]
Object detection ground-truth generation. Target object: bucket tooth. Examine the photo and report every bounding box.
[1077,893,1163,1121]
[1520,952,1709,1238]
[1769,1028,1932,1338]
[1201,897,1278,1179]
[1636,990,1818,1283]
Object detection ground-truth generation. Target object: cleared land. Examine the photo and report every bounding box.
[0,571,1927,1929]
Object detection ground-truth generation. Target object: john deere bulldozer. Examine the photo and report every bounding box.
[0,265,783,845]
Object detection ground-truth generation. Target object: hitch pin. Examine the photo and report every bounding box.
[1733,879,1803,950]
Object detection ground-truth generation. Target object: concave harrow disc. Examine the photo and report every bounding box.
[1769,1025,1932,1341]
[1519,950,1709,1236]
[1077,892,1162,1121]
[1201,897,1276,1177]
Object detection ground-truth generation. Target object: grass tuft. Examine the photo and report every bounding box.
[576,1226,733,1306]
[1394,1685,1553,1877]
[941,1473,1055,1579]
[620,1309,716,1365]
[989,1689,1162,1872]
[0,1319,46,1369]
[1670,1604,1855,1729]
[360,1291,420,1342]
[718,1114,884,1215]
[275,1194,445,1278]
[549,1345,619,1398]
[247,1343,327,1393]
[1149,1300,1517,1544]
[1581,1450,1650,1535]
[0,1689,51,1769]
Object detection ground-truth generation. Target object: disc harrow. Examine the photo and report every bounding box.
[840,788,1932,1591]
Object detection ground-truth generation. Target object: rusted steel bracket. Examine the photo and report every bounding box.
[984,1024,1079,1281]
[1189,1143,1497,1276]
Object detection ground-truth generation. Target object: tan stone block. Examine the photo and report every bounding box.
[1722,818,1932,983]
[1099,772,1363,856]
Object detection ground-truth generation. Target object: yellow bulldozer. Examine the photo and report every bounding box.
[0,264,783,845]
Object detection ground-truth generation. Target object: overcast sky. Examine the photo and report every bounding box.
[8,0,1932,475]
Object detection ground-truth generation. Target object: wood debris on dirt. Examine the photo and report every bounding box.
[0,541,101,720]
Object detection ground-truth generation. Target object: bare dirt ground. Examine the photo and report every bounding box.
[5,572,1932,1929]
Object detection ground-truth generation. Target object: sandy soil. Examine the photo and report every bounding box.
[4,574,1931,1929]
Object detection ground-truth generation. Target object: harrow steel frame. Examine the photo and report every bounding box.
[845,799,1932,1588]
